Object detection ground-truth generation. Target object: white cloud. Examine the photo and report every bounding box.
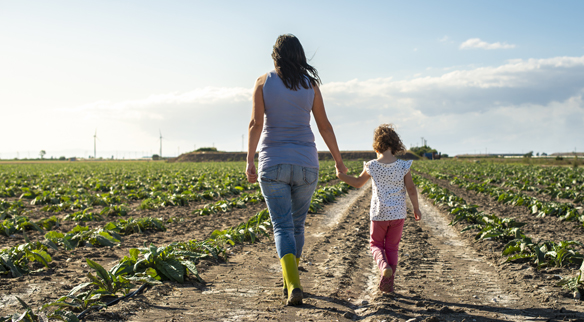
[438,36,449,42]
[74,86,251,121]
[2,56,583,157]
[321,56,584,116]
[318,56,584,154]
[460,38,516,50]
[74,55,584,154]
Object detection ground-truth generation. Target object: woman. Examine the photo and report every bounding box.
[246,34,347,306]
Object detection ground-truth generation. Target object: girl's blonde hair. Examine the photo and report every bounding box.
[373,124,406,155]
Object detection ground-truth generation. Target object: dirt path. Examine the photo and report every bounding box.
[84,183,584,322]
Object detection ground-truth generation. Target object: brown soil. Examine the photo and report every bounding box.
[2,182,584,321]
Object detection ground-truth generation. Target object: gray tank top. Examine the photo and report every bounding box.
[258,70,319,172]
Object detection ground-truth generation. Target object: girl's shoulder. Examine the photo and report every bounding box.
[398,159,413,172]
[365,159,380,169]
[363,159,376,175]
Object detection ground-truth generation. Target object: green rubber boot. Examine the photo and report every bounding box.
[280,254,303,305]
[282,257,301,297]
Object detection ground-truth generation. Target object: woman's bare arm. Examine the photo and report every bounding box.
[246,74,267,183]
[312,85,347,174]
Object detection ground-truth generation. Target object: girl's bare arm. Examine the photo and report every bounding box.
[337,169,371,188]
[404,171,422,221]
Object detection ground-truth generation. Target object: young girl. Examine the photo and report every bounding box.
[337,124,422,293]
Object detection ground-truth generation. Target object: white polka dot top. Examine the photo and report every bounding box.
[364,159,413,221]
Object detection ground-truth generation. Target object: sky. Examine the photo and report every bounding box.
[1,1,584,158]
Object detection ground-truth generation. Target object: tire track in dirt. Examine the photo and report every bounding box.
[84,181,584,321]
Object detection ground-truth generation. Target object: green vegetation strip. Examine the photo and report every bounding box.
[0,161,360,216]
[1,217,169,279]
[415,161,584,204]
[414,174,584,297]
[414,163,584,225]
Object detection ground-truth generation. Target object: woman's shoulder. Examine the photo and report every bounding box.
[256,73,268,84]
[254,73,269,92]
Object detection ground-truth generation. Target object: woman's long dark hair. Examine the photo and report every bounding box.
[272,34,321,90]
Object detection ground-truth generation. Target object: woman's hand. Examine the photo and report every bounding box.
[246,162,258,183]
[335,162,348,175]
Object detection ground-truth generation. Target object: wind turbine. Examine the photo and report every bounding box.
[159,130,163,158]
[94,129,98,159]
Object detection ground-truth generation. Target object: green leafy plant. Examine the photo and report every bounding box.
[558,261,584,298]
[31,191,61,206]
[192,192,264,216]
[64,208,102,222]
[462,215,525,242]
[0,242,52,277]
[110,244,200,284]
[1,216,44,237]
[99,204,129,217]
[45,225,121,250]
[210,209,271,246]
[309,183,351,213]
[83,259,134,296]
[503,237,584,268]
[43,289,106,314]
[0,199,24,219]
[449,204,482,225]
[104,217,166,235]
[0,296,80,322]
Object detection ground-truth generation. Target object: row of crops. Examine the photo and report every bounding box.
[0,162,261,215]
[416,161,584,204]
[0,161,361,321]
[414,161,584,224]
[412,161,584,297]
[0,161,356,235]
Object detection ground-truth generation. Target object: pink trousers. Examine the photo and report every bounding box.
[370,219,405,275]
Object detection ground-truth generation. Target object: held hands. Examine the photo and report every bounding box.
[335,162,348,178]
[246,162,258,183]
[413,208,422,221]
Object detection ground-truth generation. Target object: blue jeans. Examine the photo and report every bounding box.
[259,164,319,259]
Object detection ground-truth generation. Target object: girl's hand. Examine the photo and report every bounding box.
[413,208,422,221]
[246,162,258,183]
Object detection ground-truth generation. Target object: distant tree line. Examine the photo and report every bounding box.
[410,146,438,157]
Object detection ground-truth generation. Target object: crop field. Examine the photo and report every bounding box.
[3,159,584,321]
[412,161,584,295]
[0,160,361,321]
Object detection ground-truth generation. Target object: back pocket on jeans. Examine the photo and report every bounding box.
[303,167,319,185]
[260,165,280,182]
